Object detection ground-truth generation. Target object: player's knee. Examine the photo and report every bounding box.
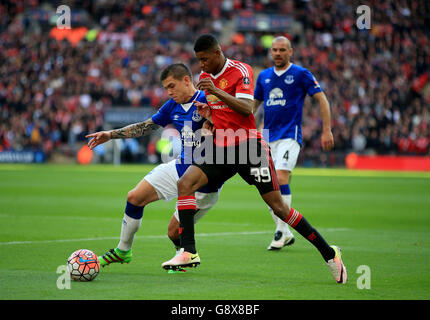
[127,189,147,207]
[177,177,194,196]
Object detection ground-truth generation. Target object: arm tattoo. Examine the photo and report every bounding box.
[110,121,160,139]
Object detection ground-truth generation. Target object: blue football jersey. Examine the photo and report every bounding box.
[152,90,221,192]
[254,64,322,146]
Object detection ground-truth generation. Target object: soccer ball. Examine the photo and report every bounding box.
[67,249,100,281]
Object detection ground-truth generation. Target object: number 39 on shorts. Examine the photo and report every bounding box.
[250,167,271,183]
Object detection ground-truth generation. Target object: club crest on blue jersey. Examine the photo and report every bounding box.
[192,109,203,122]
[285,75,294,84]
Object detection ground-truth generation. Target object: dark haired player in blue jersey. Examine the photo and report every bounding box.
[254,36,334,251]
[86,63,222,270]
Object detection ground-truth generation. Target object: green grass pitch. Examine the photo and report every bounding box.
[1,164,429,300]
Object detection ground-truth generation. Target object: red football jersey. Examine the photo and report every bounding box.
[200,58,260,146]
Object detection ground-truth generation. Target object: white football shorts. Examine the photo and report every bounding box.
[269,138,301,172]
[143,159,220,223]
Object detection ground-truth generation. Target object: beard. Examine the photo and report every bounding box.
[274,60,287,68]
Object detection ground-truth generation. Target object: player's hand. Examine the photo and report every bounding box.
[321,130,334,151]
[196,78,218,95]
[195,101,212,121]
[85,131,111,150]
[201,120,215,136]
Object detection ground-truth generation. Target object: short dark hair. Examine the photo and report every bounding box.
[194,34,219,52]
[160,63,192,82]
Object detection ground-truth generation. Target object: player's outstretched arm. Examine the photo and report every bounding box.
[110,119,159,139]
[85,119,160,150]
[313,91,334,151]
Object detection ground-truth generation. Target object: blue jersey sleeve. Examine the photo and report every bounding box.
[301,69,322,97]
[152,101,172,127]
[197,91,208,104]
[254,73,264,101]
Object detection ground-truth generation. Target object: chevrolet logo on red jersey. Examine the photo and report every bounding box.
[206,94,221,103]
[206,94,227,109]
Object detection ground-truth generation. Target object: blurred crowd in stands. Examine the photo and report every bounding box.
[0,0,429,165]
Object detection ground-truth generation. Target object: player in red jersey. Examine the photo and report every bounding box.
[198,55,258,146]
[162,34,346,284]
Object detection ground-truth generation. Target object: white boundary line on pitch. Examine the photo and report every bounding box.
[0,214,259,227]
[0,228,350,246]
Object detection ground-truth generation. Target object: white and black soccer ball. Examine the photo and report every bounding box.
[67,249,100,281]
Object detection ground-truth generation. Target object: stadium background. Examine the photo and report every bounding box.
[1,0,429,168]
[1,0,430,303]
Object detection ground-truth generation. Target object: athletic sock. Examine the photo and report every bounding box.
[279,185,293,236]
[170,237,181,249]
[117,202,144,252]
[285,207,335,262]
[270,184,293,237]
[177,196,197,254]
[280,184,292,208]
